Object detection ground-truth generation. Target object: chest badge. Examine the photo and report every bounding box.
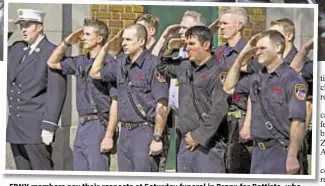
[155,69,166,83]
[271,87,283,94]
[219,72,228,84]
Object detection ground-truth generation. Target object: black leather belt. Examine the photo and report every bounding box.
[79,115,99,125]
[121,122,153,130]
[253,139,277,150]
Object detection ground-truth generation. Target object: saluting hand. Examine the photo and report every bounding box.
[167,38,185,51]
[209,19,220,34]
[185,132,199,152]
[242,33,261,53]
[301,38,313,53]
[240,47,257,67]
[286,156,300,174]
[149,140,163,156]
[239,33,261,66]
[64,28,83,46]
[105,28,124,56]
[100,136,114,153]
[161,24,181,39]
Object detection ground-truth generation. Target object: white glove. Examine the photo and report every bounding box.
[41,129,54,145]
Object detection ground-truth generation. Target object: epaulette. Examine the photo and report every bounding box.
[11,40,28,48]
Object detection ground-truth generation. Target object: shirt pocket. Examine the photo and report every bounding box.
[178,75,187,85]
[117,76,126,85]
[130,79,149,93]
[266,92,285,107]
[194,77,210,101]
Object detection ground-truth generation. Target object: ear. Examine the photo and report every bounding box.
[287,32,294,43]
[36,24,44,32]
[275,43,283,54]
[139,37,146,47]
[203,40,211,51]
[236,21,244,31]
[97,35,104,45]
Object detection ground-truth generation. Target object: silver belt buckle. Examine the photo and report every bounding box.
[125,122,132,130]
[80,117,86,125]
[258,142,266,150]
[265,121,273,130]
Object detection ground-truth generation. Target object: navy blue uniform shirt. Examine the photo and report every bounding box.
[213,37,249,110]
[247,46,299,74]
[213,37,246,69]
[235,62,307,140]
[100,49,169,123]
[158,55,229,147]
[247,46,313,100]
[61,54,117,118]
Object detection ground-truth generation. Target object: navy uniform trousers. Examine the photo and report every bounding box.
[73,120,110,171]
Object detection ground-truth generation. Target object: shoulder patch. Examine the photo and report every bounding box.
[155,69,166,83]
[295,84,306,101]
[219,72,228,84]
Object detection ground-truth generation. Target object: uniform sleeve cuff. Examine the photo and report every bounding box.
[155,96,168,103]
[191,130,209,147]
[288,115,306,123]
[41,120,59,132]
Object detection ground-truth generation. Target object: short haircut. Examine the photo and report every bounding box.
[83,18,108,46]
[185,25,213,50]
[183,10,205,26]
[135,14,159,32]
[220,7,248,28]
[125,24,148,48]
[271,18,295,42]
[257,30,286,55]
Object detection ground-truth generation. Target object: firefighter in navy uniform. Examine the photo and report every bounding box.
[47,19,117,171]
[7,9,66,170]
[243,19,313,174]
[212,7,251,173]
[89,24,169,172]
[100,15,170,171]
[158,26,229,173]
[224,30,307,174]
[152,11,206,170]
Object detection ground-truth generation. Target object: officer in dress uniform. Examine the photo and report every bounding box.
[158,26,229,173]
[225,30,307,174]
[7,9,67,170]
[89,24,169,172]
[47,19,117,171]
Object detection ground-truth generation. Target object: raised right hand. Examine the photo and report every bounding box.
[301,38,313,52]
[161,24,181,39]
[167,38,185,51]
[209,19,220,34]
[64,28,83,45]
[105,29,124,55]
[242,33,261,53]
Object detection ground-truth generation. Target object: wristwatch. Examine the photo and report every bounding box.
[153,134,162,142]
